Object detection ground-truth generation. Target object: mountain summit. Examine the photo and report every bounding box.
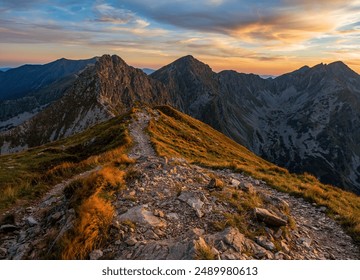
[0,55,169,153]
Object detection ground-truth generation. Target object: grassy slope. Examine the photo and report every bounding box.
[0,112,132,211]
[148,105,360,243]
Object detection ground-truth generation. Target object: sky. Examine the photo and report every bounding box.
[0,0,360,75]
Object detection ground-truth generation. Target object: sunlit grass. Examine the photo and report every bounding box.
[59,165,126,259]
[0,113,132,211]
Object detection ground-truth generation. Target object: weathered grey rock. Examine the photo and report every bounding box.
[25,216,38,227]
[299,237,312,249]
[280,241,290,254]
[204,227,274,259]
[125,237,138,246]
[144,229,159,240]
[230,178,240,187]
[167,213,179,220]
[255,236,276,251]
[89,250,103,260]
[13,243,30,260]
[261,194,290,209]
[195,209,204,218]
[254,208,287,227]
[118,205,166,228]
[178,192,204,213]
[274,228,283,239]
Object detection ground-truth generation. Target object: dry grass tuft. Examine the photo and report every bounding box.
[60,194,114,260]
[59,165,126,259]
[194,239,216,260]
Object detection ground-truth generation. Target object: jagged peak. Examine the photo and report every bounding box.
[97,54,126,65]
[326,60,354,73]
[152,55,213,77]
[173,55,207,67]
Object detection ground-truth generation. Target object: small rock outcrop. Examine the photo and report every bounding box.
[254,208,287,227]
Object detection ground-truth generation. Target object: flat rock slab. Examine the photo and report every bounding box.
[254,207,287,227]
[118,205,166,228]
[178,192,204,211]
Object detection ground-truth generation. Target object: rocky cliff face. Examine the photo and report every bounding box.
[151,57,360,194]
[257,62,360,193]
[0,55,169,153]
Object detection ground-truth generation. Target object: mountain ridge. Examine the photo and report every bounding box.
[150,56,360,194]
[1,54,360,194]
[0,55,169,153]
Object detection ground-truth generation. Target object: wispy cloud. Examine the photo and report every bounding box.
[0,0,359,74]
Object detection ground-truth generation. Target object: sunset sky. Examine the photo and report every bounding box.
[0,0,360,75]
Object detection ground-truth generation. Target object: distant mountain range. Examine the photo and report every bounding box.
[0,68,12,72]
[150,56,360,194]
[1,54,360,194]
[141,68,156,75]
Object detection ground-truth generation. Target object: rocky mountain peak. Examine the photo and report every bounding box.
[326,61,359,78]
[153,55,214,77]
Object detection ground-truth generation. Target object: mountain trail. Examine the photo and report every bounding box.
[128,110,156,159]
[109,108,359,260]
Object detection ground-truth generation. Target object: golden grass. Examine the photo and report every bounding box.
[195,239,216,260]
[0,113,132,211]
[60,165,126,259]
[61,194,114,260]
[148,105,360,244]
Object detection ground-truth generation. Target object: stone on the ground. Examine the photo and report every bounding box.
[89,250,103,260]
[125,237,138,246]
[255,236,276,251]
[118,205,166,228]
[178,192,204,213]
[230,178,240,187]
[239,182,255,194]
[254,208,287,227]
[167,213,179,220]
[25,216,38,227]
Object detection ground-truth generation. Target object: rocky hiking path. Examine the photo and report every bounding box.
[0,109,359,260]
[107,109,359,260]
[128,111,156,159]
